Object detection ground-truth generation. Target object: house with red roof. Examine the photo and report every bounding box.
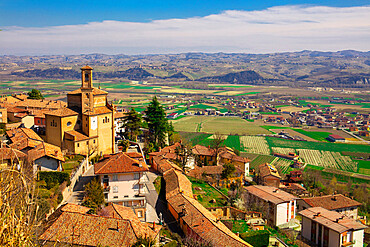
[297,194,362,219]
[94,152,149,221]
[299,207,366,247]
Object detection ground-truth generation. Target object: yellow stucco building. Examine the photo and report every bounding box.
[45,66,114,156]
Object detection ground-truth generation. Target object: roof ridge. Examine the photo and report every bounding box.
[181,194,251,246]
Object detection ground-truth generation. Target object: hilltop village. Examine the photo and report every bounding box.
[1,66,369,247]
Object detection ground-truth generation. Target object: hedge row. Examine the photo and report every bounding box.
[38,171,70,189]
[240,230,270,247]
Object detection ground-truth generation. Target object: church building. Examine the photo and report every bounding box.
[45,66,114,156]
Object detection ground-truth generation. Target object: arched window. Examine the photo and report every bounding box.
[67,121,72,127]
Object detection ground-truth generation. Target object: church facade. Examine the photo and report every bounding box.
[45,66,114,156]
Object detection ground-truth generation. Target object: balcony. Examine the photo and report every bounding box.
[103,186,110,193]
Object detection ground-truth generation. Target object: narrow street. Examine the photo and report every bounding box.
[66,165,95,204]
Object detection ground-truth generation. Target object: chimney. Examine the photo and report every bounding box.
[152,222,155,230]
[313,212,321,218]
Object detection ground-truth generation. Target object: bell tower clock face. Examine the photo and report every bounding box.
[91,116,98,130]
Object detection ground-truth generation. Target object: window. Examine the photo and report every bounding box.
[113,174,118,181]
[93,140,96,144]
[67,121,72,127]
[113,196,118,199]
[113,186,118,193]
[86,141,89,145]
[137,211,142,218]
[134,173,140,180]
[77,143,80,147]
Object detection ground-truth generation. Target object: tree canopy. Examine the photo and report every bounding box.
[27,89,44,99]
[144,96,169,149]
[221,163,236,179]
[124,108,143,141]
[82,178,104,214]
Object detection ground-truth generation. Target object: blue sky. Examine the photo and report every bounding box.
[0,1,369,55]
[1,0,369,27]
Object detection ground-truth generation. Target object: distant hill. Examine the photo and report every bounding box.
[167,72,190,80]
[102,68,154,80]
[10,67,155,81]
[11,68,80,79]
[199,70,265,84]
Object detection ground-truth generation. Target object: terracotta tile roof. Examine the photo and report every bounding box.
[14,94,28,100]
[68,87,108,96]
[14,112,28,118]
[94,152,148,175]
[83,106,112,115]
[6,106,27,113]
[28,142,65,162]
[187,165,243,179]
[9,137,43,150]
[192,144,215,157]
[114,111,126,119]
[39,211,142,246]
[163,168,193,199]
[259,163,281,179]
[98,204,158,239]
[65,130,91,141]
[302,194,361,210]
[167,194,252,247]
[299,207,366,233]
[45,107,79,117]
[219,150,250,163]
[81,65,93,70]
[245,185,297,204]
[152,155,182,174]
[6,128,43,144]
[0,147,27,161]
[61,204,90,214]
[15,99,67,109]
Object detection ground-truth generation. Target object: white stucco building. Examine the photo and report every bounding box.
[94,152,149,221]
[244,185,297,226]
[299,207,366,247]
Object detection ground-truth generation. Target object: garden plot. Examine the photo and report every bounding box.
[297,149,357,172]
[240,136,270,155]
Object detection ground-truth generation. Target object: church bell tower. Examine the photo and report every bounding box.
[81,65,93,89]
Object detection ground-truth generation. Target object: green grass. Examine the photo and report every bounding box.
[356,160,370,175]
[189,104,218,110]
[153,176,162,194]
[188,177,227,208]
[224,135,243,151]
[293,129,332,142]
[249,154,276,168]
[275,105,290,108]
[234,92,261,96]
[304,164,325,171]
[178,132,212,145]
[259,112,281,115]
[265,136,370,153]
[173,116,270,135]
[222,220,250,233]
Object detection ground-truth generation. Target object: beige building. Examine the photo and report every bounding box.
[45,66,114,156]
[300,207,366,247]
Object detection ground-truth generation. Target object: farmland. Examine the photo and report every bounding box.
[240,136,270,155]
[172,116,270,135]
[298,149,357,172]
[270,158,293,174]
[249,154,276,168]
[265,136,370,153]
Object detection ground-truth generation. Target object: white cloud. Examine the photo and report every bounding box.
[1,5,369,55]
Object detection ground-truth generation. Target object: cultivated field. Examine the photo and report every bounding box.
[240,136,270,155]
[172,116,270,135]
[298,149,357,172]
[270,157,293,174]
[271,147,296,154]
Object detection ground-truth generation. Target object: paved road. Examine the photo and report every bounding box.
[66,165,95,204]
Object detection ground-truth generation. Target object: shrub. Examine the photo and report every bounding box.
[38,171,70,189]
[240,230,270,247]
